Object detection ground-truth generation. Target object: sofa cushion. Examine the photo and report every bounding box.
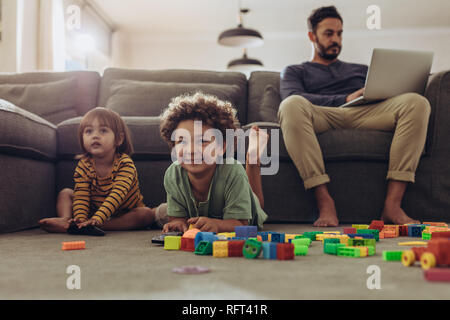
[243,122,395,162]
[248,71,280,123]
[106,80,241,117]
[0,99,57,161]
[57,116,171,159]
[99,68,248,124]
[0,71,100,124]
[259,84,281,123]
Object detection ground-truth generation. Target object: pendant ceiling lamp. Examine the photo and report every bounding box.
[218,8,264,48]
[227,49,264,72]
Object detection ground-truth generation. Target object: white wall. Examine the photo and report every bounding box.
[0,0,18,72]
[112,28,450,74]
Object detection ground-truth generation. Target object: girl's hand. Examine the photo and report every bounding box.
[76,218,102,228]
[162,219,188,233]
[187,217,220,233]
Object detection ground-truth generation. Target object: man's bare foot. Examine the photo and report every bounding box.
[313,197,339,227]
[38,217,71,233]
[381,204,420,225]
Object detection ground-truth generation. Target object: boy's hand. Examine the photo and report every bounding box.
[187,217,220,233]
[162,219,188,233]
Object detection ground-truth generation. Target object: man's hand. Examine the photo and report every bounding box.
[162,219,188,233]
[187,217,220,233]
[346,87,365,102]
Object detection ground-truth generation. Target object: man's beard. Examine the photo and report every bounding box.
[317,41,342,61]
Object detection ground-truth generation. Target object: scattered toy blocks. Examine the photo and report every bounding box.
[62,241,85,250]
[277,243,295,260]
[164,236,181,250]
[194,240,213,255]
[369,220,384,231]
[383,251,403,261]
[194,232,218,249]
[242,239,262,259]
[213,241,229,258]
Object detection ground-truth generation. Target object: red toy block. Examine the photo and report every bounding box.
[369,220,384,231]
[399,225,409,236]
[343,227,357,234]
[180,237,195,252]
[431,231,450,239]
[62,241,85,250]
[276,243,294,260]
[424,268,450,282]
[228,240,245,257]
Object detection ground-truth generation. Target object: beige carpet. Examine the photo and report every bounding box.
[0,224,448,300]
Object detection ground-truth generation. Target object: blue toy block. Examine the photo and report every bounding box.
[269,242,277,259]
[408,225,423,237]
[235,226,258,238]
[230,237,247,240]
[262,242,271,259]
[270,232,285,243]
[194,232,218,249]
[257,232,270,241]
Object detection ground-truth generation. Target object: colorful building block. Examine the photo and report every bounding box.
[213,241,229,258]
[194,241,213,255]
[61,241,85,251]
[257,232,271,241]
[294,245,308,256]
[276,243,295,260]
[357,229,379,241]
[343,227,357,234]
[423,222,448,227]
[408,225,424,237]
[242,239,262,259]
[180,237,195,252]
[424,268,450,282]
[347,233,375,240]
[369,220,384,231]
[235,226,257,238]
[194,232,218,249]
[261,242,277,260]
[284,234,300,243]
[292,238,312,247]
[302,231,323,241]
[399,225,409,236]
[324,243,345,255]
[270,232,285,243]
[164,236,181,250]
[383,251,403,261]
[422,232,432,240]
[228,240,245,257]
[337,246,361,258]
[352,224,369,230]
[348,238,376,249]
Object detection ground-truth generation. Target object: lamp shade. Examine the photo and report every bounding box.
[227,54,264,72]
[218,27,264,48]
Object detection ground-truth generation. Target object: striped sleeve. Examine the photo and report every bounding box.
[72,159,91,222]
[91,155,139,223]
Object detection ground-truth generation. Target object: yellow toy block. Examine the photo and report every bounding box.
[164,236,181,250]
[284,234,299,243]
[352,224,369,230]
[217,232,235,239]
[398,241,428,246]
[323,231,341,234]
[213,241,229,258]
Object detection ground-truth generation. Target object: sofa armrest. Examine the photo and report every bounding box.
[424,69,450,157]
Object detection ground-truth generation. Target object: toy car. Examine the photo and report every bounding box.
[402,238,450,270]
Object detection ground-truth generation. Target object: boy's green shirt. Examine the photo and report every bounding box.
[164,158,267,229]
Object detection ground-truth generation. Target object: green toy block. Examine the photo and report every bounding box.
[348,238,376,248]
[294,245,308,256]
[337,246,361,257]
[324,243,345,255]
[324,238,341,245]
[164,236,181,250]
[422,232,431,240]
[382,250,403,261]
[194,241,213,255]
[357,229,380,241]
[367,246,376,256]
[292,238,312,247]
[352,224,369,230]
[302,231,324,241]
[242,239,262,259]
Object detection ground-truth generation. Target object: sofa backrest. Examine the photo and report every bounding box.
[247,71,281,124]
[98,68,249,124]
[0,71,100,125]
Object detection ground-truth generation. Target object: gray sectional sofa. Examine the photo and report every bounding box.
[1,67,449,233]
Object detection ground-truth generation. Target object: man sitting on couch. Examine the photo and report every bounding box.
[278,6,431,227]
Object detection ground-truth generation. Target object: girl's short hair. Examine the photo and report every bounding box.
[160,92,240,148]
[78,107,134,157]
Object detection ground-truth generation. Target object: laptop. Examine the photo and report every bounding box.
[339,48,434,108]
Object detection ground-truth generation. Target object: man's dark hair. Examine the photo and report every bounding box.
[307,6,343,33]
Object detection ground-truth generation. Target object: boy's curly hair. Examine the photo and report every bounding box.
[160,92,240,148]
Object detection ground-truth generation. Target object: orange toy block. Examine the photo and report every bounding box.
[62,241,86,250]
